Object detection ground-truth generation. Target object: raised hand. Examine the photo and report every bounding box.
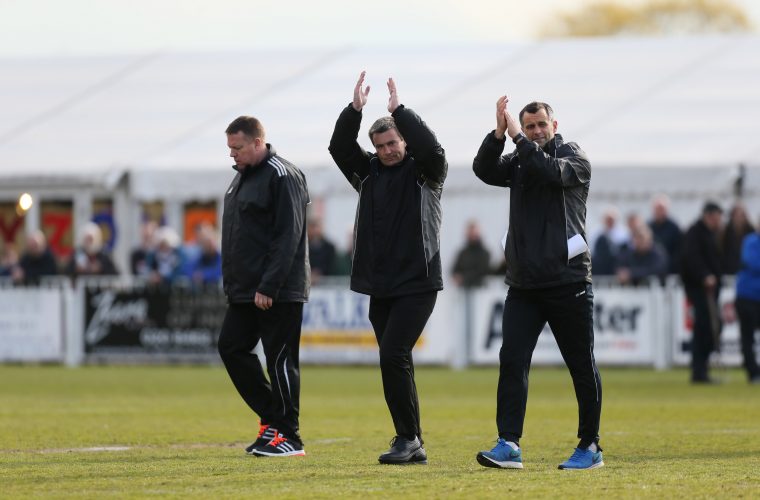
[495,95,508,139]
[504,102,522,140]
[496,95,522,140]
[353,71,370,112]
[387,77,399,113]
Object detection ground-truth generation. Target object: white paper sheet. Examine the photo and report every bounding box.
[567,233,588,261]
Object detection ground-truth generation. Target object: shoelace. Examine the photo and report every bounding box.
[257,424,270,439]
[567,448,587,462]
[269,432,286,447]
[493,439,510,449]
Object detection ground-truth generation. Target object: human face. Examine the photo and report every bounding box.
[632,229,652,252]
[227,131,263,167]
[653,201,668,222]
[371,129,406,166]
[704,211,723,232]
[521,109,557,148]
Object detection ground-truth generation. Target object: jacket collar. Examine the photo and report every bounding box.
[231,143,276,174]
[543,134,564,155]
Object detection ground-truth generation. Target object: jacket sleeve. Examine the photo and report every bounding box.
[517,139,590,188]
[328,104,372,192]
[392,105,447,188]
[257,172,309,299]
[472,131,517,187]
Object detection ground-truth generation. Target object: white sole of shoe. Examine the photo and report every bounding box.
[559,460,604,470]
[477,453,523,469]
[252,449,306,457]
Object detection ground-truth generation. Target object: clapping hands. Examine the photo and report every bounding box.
[352,71,370,112]
[351,71,400,113]
[495,95,521,140]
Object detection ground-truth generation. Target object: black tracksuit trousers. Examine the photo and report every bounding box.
[218,302,304,443]
[497,282,602,448]
[733,298,759,381]
[368,291,437,442]
[685,286,720,382]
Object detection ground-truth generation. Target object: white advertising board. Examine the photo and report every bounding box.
[469,281,657,366]
[672,285,743,367]
[0,288,64,362]
[300,287,452,365]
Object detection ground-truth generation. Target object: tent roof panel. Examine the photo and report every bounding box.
[0,36,757,194]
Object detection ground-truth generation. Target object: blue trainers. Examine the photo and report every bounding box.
[558,447,604,470]
[476,438,523,469]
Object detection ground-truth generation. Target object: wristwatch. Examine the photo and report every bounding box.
[512,132,527,146]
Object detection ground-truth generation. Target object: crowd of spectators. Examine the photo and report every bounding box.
[0,220,224,287]
[588,196,754,287]
[1,197,757,290]
[443,195,753,290]
[127,222,222,286]
[1,214,355,287]
[590,196,679,285]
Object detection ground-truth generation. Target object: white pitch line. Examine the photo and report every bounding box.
[24,438,353,454]
[35,446,132,453]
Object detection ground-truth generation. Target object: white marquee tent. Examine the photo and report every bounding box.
[1,35,758,272]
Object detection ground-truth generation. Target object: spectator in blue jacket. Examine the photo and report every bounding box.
[734,221,760,383]
[147,226,184,285]
[191,224,221,286]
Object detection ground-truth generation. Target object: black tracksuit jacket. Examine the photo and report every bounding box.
[329,104,447,298]
[680,219,722,289]
[221,145,311,303]
[473,132,592,289]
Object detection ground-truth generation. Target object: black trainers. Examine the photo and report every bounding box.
[245,422,277,455]
[378,436,427,465]
[251,431,306,457]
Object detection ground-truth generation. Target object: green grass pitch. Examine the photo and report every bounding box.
[1,365,759,498]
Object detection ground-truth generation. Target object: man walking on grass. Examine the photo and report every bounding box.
[472,96,603,470]
[218,115,311,457]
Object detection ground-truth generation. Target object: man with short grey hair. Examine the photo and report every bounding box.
[329,72,447,465]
